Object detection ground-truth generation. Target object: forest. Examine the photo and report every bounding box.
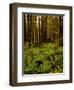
[24,14,63,74]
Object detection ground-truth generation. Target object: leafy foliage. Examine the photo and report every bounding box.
[24,42,63,74]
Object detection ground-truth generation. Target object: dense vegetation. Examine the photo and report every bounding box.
[24,43,63,74]
[24,14,63,74]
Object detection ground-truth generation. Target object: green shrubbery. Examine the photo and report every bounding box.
[24,43,63,74]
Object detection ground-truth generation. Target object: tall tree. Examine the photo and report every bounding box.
[24,15,26,42]
[41,16,47,42]
[59,16,63,46]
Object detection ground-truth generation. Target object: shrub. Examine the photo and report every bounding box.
[24,43,63,74]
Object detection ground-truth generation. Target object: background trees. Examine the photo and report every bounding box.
[24,14,63,74]
[24,14,63,46]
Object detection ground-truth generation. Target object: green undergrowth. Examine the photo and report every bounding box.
[24,43,63,74]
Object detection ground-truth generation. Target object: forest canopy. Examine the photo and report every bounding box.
[24,14,63,74]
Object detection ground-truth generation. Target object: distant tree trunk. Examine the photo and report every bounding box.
[59,16,63,34]
[47,16,50,41]
[27,15,30,42]
[30,15,32,45]
[50,16,53,42]
[39,16,41,43]
[41,16,47,42]
[37,16,41,45]
[24,15,26,42]
[35,16,37,44]
[59,16,63,46]
[45,16,47,41]
[33,16,36,44]
[47,16,52,42]
[39,16,41,44]
[25,15,29,42]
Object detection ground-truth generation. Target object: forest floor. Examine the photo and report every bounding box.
[24,42,63,74]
